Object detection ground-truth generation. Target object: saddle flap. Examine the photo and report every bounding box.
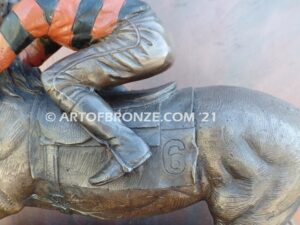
[37,85,195,148]
[37,96,161,147]
[37,97,92,146]
[37,83,177,146]
[36,127,199,190]
[31,87,200,195]
[160,87,195,129]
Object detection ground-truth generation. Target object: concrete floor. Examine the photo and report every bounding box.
[1,0,300,224]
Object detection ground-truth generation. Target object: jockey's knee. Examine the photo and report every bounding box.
[155,42,173,72]
[151,36,173,71]
[139,34,174,79]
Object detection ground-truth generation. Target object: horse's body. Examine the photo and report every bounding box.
[0,63,299,224]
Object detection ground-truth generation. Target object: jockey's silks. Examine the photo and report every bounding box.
[0,0,149,71]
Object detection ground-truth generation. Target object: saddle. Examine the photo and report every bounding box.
[30,83,199,193]
[37,82,177,146]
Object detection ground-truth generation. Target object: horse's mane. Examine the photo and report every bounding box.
[0,60,44,97]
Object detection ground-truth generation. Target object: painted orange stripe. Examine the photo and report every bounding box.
[12,0,49,38]
[48,0,81,47]
[92,0,125,40]
[0,33,17,73]
[19,39,47,67]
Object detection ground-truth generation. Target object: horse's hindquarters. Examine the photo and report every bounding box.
[194,86,300,225]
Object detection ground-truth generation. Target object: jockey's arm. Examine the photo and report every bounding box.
[0,0,53,72]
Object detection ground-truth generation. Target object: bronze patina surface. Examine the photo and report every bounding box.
[0,0,298,224]
[0,62,298,224]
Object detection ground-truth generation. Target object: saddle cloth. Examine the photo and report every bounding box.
[30,83,200,192]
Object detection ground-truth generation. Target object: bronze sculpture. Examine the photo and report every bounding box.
[0,61,297,225]
[0,0,173,185]
[0,0,299,225]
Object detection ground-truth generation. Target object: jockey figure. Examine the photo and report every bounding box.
[0,0,173,185]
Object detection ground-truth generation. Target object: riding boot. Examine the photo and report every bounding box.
[89,156,124,185]
[71,93,151,185]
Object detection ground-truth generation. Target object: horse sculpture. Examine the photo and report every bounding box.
[0,61,299,225]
